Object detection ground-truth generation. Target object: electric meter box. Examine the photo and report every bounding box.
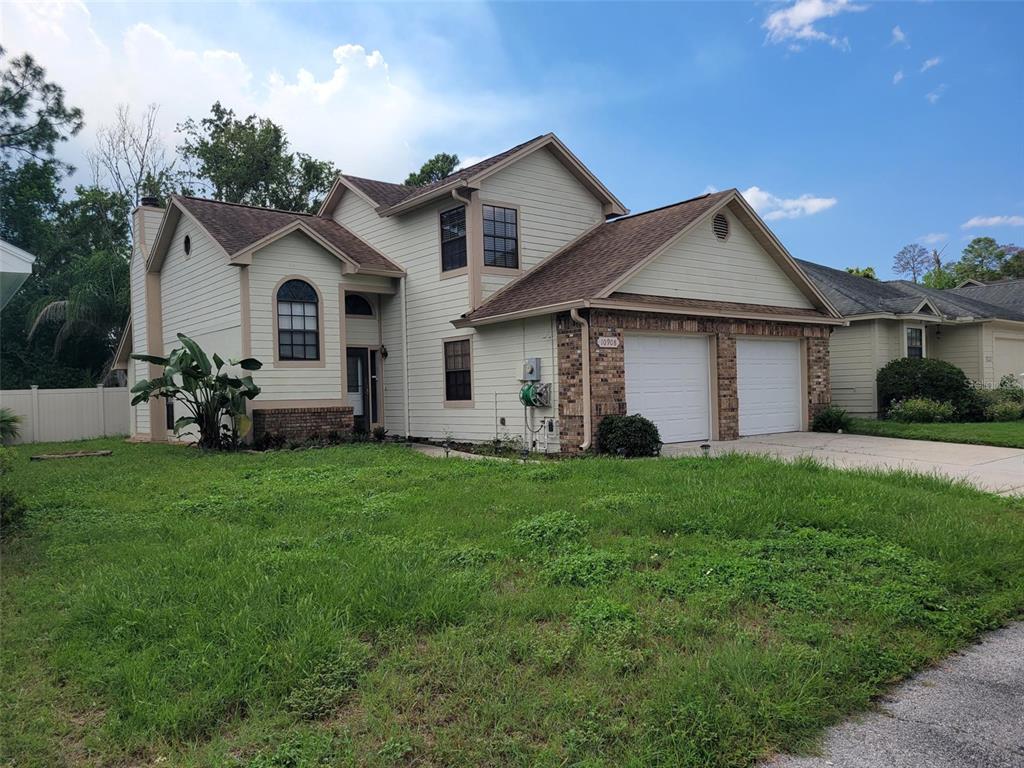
[521,357,541,382]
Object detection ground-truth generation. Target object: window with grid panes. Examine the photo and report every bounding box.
[483,204,518,268]
[444,339,471,401]
[277,279,319,360]
[440,207,467,271]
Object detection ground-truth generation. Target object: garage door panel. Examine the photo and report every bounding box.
[737,338,802,436]
[625,335,710,443]
[994,337,1024,385]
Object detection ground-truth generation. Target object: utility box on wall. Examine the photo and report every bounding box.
[521,357,541,382]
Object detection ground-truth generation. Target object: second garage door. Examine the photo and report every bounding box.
[624,334,710,443]
[737,338,802,436]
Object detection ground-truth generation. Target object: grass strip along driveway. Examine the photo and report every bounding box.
[2,440,1023,767]
[849,418,1024,449]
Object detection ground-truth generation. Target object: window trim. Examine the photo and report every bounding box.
[904,324,926,359]
[272,275,326,368]
[480,199,522,274]
[438,205,469,278]
[442,335,474,407]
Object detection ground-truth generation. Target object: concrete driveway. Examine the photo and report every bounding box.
[662,432,1024,495]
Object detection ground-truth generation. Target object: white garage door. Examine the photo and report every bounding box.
[624,334,710,443]
[994,336,1024,386]
[737,338,802,436]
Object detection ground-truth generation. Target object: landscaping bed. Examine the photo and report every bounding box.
[849,418,1024,449]
[2,439,1023,767]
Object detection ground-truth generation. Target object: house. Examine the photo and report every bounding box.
[115,133,845,452]
[798,261,1024,417]
[0,238,36,309]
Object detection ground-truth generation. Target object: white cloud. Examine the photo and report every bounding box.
[893,69,904,85]
[920,56,942,72]
[962,215,1024,229]
[762,0,867,51]
[2,0,543,186]
[890,25,908,47]
[742,186,837,221]
[925,84,947,104]
[918,232,948,245]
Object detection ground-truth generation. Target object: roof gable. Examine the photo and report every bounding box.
[147,196,403,276]
[459,189,840,325]
[318,133,627,218]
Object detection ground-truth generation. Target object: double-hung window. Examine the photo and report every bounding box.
[440,207,467,272]
[906,327,924,359]
[444,339,472,402]
[483,204,518,269]
[277,279,319,360]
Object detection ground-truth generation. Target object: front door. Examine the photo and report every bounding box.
[346,347,379,430]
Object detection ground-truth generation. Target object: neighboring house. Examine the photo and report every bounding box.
[951,277,1024,313]
[799,261,1024,417]
[0,238,36,309]
[116,133,844,452]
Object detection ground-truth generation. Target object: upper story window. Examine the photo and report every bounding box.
[277,279,319,361]
[345,293,373,316]
[483,204,518,269]
[906,327,924,359]
[440,207,467,272]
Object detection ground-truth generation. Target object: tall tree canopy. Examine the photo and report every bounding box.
[892,243,930,282]
[952,237,1009,283]
[177,102,336,213]
[845,266,876,280]
[405,152,459,187]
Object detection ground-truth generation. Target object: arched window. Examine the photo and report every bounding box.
[345,293,373,316]
[277,279,319,360]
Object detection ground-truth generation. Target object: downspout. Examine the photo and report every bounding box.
[401,274,411,440]
[569,307,592,451]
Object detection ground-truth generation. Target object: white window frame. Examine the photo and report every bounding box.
[904,324,926,359]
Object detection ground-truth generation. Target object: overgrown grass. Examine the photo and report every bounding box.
[850,417,1024,448]
[2,439,1023,767]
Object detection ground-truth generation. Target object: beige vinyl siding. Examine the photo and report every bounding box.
[875,319,904,368]
[248,232,344,401]
[828,321,880,416]
[478,146,604,300]
[129,242,149,436]
[333,188,561,449]
[620,210,814,309]
[344,293,380,347]
[160,217,242,359]
[928,323,982,383]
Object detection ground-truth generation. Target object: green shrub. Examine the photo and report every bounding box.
[0,447,26,535]
[595,414,662,457]
[996,375,1024,404]
[985,401,1024,422]
[0,408,21,443]
[811,406,852,433]
[888,398,955,423]
[876,358,975,418]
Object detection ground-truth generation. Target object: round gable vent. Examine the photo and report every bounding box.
[712,213,729,241]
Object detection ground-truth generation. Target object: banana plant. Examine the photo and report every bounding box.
[131,333,262,450]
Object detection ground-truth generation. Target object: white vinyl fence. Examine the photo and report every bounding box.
[0,386,130,444]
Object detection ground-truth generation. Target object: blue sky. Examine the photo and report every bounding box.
[7,1,1023,278]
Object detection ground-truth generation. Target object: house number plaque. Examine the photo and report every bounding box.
[596,336,620,348]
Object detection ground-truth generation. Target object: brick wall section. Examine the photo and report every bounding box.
[252,407,354,442]
[556,310,832,453]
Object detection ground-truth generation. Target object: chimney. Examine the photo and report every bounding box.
[132,197,166,262]
[141,195,161,208]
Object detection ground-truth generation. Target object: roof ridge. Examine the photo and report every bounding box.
[173,194,314,218]
[608,190,732,223]
[340,173,414,190]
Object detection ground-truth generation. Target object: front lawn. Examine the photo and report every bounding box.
[849,418,1024,449]
[2,440,1023,767]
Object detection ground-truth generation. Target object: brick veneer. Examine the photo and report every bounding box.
[556,310,832,453]
[252,406,354,442]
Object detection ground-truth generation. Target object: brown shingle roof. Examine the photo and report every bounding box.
[461,190,735,322]
[606,292,831,319]
[339,135,547,211]
[174,195,403,274]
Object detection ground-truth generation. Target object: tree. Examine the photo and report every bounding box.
[405,152,459,187]
[952,237,1007,284]
[177,102,336,212]
[131,334,262,450]
[893,243,930,282]
[1000,245,1023,279]
[0,47,83,164]
[845,266,876,279]
[90,103,179,205]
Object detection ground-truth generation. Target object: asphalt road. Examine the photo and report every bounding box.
[763,623,1024,768]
